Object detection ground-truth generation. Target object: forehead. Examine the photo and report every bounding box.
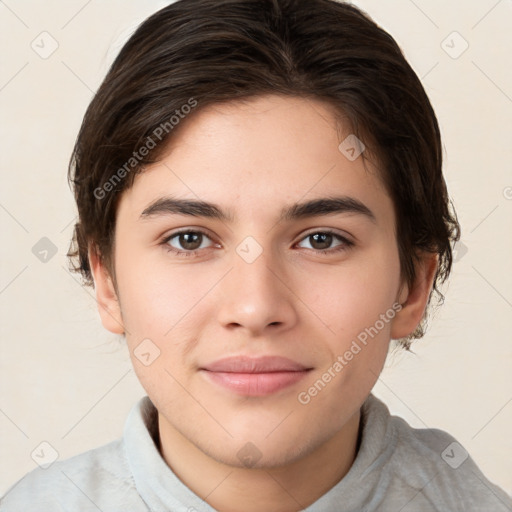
[117,95,393,228]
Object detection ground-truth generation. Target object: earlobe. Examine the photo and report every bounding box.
[88,245,125,335]
[391,252,438,340]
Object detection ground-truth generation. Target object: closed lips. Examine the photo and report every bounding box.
[200,356,313,396]
[201,356,311,373]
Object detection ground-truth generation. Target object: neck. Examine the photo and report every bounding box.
[157,409,361,512]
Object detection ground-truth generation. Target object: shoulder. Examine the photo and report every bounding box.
[365,395,512,511]
[0,438,146,512]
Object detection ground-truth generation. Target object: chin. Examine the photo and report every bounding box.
[197,424,325,471]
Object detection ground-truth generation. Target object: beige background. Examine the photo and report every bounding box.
[1,0,511,498]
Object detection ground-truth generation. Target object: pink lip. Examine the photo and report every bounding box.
[200,356,312,396]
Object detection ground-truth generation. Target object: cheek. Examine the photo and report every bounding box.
[303,248,401,340]
[117,255,209,399]
[115,255,225,398]
[299,263,397,412]
[115,247,216,338]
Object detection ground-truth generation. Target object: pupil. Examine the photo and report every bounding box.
[312,233,332,250]
[181,232,201,250]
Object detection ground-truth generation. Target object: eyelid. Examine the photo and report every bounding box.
[161,227,218,248]
[294,229,354,254]
[297,227,354,244]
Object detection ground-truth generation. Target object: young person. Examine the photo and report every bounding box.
[2,0,511,510]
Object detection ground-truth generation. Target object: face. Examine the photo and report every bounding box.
[93,94,431,469]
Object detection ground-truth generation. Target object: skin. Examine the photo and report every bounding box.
[89,94,437,512]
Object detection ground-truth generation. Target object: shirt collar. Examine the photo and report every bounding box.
[123,393,394,511]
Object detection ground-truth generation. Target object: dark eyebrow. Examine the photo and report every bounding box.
[140,197,234,222]
[139,195,376,224]
[280,196,376,223]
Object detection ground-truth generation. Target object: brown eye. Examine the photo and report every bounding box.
[177,232,203,250]
[297,230,354,253]
[163,230,214,255]
[309,232,333,250]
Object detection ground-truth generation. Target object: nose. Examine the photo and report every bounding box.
[216,244,298,336]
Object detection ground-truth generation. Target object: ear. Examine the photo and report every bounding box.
[88,245,125,335]
[390,252,438,340]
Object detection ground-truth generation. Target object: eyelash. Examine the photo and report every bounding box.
[160,229,354,258]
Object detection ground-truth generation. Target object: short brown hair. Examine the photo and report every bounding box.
[67,0,460,349]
